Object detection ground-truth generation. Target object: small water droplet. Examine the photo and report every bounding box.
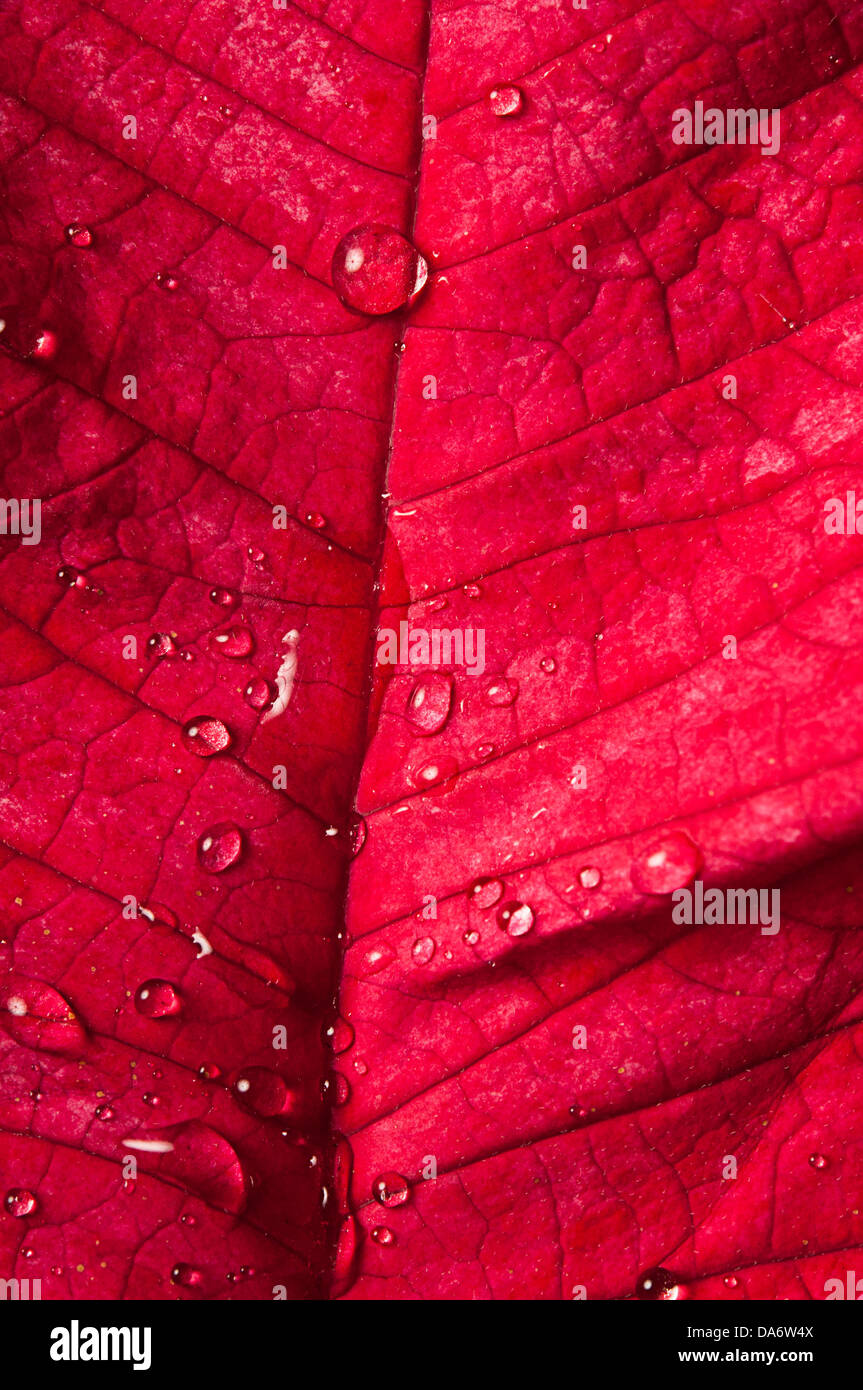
[353,1058,368,1076]
[64,223,93,248]
[636,1267,680,1300]
[809,1153,829,1170]
[496,901,535,937]
[95,1103,115,1121]
[475,742,496,760]
[155,271,179,291]
[632,833,701,894]
[198,1062,221,1080]
[360,944,394,976]
[246,545,265,563]
[32,329,58,359]
[324,1017,355,1054]
[142,1092,160,1107]
[578,866,602,890]
[463,929,480,946]
[171,1263,202,1288]
[724,1274,740,1289]
[349,814,367,857]
[208,626,254,658]
[147,632,179,662]
[332,224,428,315]
[411,936,436,965]
[56,565,87,589]
[371,1226,395,1246]
[468,876,504,909]
[233,1067,292,1118]
[485,679,518,707]
[462,582,482,599]
[324,1073,351,1105]
[181,716,232,757]
[539,656,557,674]
[197,823,243,873]
[487,84,524,116]
[372,1172,410,1208]
[209,587,240,610]
[411,756,458,791]
[302,510,327,530]
[5,1189,38,1218]
[134,979,183,1019]
[406,672,454,735]
[244,678,276,711]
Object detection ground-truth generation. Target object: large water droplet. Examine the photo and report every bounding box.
[125,1121,247,1213]
[324,1017,355,1054]
[233,1067,294,1118]
[487,84,524,116]
[147,632,179,660]
[134,980,183,1019]
[64,223,93,248]
[631,833,701,894]
[0,977,87,1055]
[411,755,458,791]
[332,224,428,315]
[181,717,232,757]
[372,1172,410,1208]
[636,1267,681,1301]
[244,678,275,711]
[485,678,518,707]
[5,1189,38,1218]
[197,823,243,873]
[496,901,535,937]
[411,936,436,966]
[406,672,454,735]
[208,626,254,659]
[468,876,504,909]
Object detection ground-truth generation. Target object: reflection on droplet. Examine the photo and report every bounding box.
[332,224,428,315]
[147,632,178,659]
[134,980,183,1019]
[372,1172,410,1207]
[724,1274,740,1289]
[371,1226,395,1246]
[349,814,367,857]
[244,678,276,711]
[64,223,93,247]
[406,672,454,735]
[496,901,535,937]
[411,756,458,791]
[636,1267,681,1301]
[487,84,524,116]
[468,877,504,909]
[171,1263,202,1289]
[809,1153,829,1170]
[485,679,518,707]
[197,823,243,873]
[411,936,436,966]
[578,866,602,890]
[198,1061,221,1080]
[181,717,232,757]
[32,329,58,359]
[95,1103,115,1121]
[208,626,254,658]
[155,271,179,291]
[463,929,480,946]
[5,1189,38,1218]
[631,833,701,895]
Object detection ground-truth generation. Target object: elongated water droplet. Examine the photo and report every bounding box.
[372,1172,410,1208]
[244,678,275,710]
[5,1189,38,1218]
[469,876,504,909]
[134,979,183,1019]
[360,944,393,976]
[636,1267,681,1301]
[631,833,701,894]
[349,814,367,857]
[208,626,254,658]
[496,901,535,937]
[487,84,524,116]
[209,587,240,610]
[64,223,93,247]
[0,977,87,1054]
[579,866,602,890]
[411,936,436,965]
[412,756,458,791]
[406,672,453,735]
[181,716,232,757]
[197,823,243,873]
[332,224,428,314]
[486,679,518,707]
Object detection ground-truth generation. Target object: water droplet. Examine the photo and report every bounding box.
[64,223,93,248]
[208,626,254,658]
[636,1267,681,1301]
[233,1067,292,1118]
[209,587,240,610]
[331,224,428,315]
[631,833,701,894]
[5,1189,38,1218]
[809,1153,829,1170]
[463,928,480,946]
[411,936,436,965]
[406,672,454,735]
[56,565,87,589]
[485,679,518,707]
[155,271,179,291]
[371,1226,395,1246]
[411,756,458,791]
[578,866,602,890]
[324,1017,355,1054]
[171,1263,202,1288]
[146,632,178,659]
[359,944,394,976]
[244,678,275,711]
[246,545,265,564]
[349,814,367,857]
[468,876,504,909]
[197,823,243,873]
[302,510,327,531]
[539,656,557,674]
[95,1103,115,1121]
[724,1274,740,1289]
[198,1061,221,1080]
[496,901,535,937]
[324,1073,351,1105]
[487,84,524,116]
[0,977,87,1055]
[372,1172,410,1208]
[142,1092,160,1107]
[32,329,58,359]
[353,1058,368,1076]
[181,716,232,757]
[462,583,482,599]
[134,980,183,1019]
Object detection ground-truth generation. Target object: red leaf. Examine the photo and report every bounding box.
[2,0,863,1303]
